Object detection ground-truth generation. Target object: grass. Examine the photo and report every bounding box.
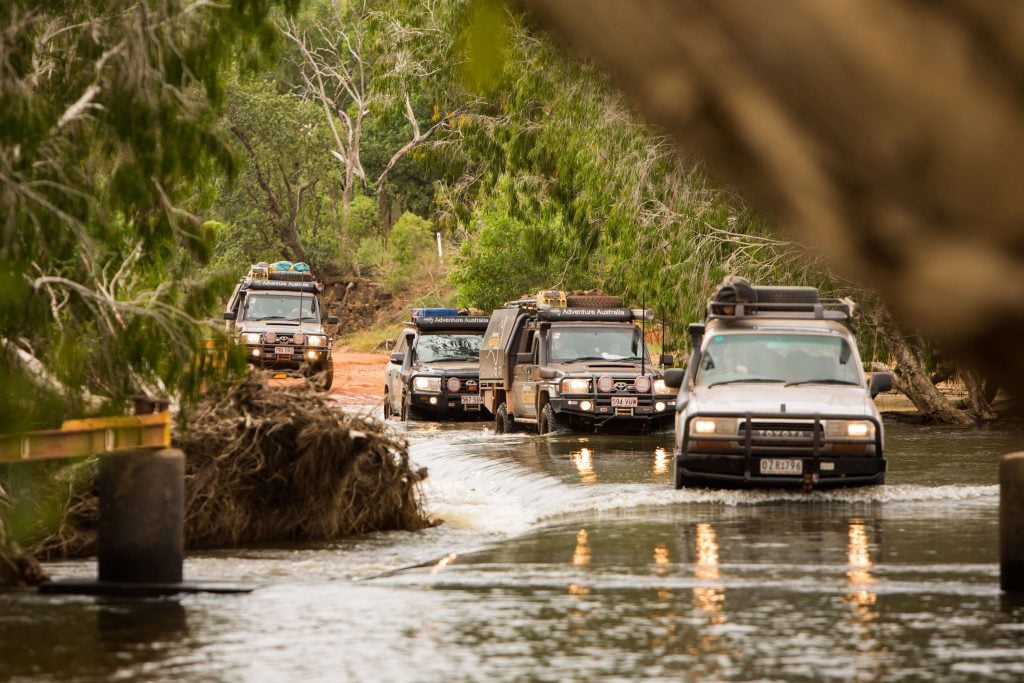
[338,320,407,353]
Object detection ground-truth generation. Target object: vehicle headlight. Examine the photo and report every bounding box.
[306,335,326,347]
[653,378,671,395]
[691,417,738,435]
[826,420,875,439]
[240,332,262,345]
[413,376,441,393]
[560,378,592,394]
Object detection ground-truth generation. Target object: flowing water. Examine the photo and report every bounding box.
[2,415,1024,682]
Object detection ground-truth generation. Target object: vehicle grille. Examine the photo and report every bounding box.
[740,421,822,447]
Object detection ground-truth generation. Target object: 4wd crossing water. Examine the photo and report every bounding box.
[2,417,1021,681]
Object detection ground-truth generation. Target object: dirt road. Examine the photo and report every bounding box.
[328,349,387,409]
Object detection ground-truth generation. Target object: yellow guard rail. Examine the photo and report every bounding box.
[0,412,171,464]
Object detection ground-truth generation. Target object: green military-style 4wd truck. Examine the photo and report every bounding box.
[479,291,676,434]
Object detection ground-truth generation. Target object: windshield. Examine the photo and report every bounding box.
[242,294,319,322]
[415,333,483,363]
[695,333,862,387]
[547,325,648,363]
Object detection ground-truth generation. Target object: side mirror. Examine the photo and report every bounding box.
[538,367,557,379]
[663,368,685,388]
[659,353,674,367]
[516,352,534,365]
[869,372,893,398]
[327,315,339,325]
[389,352,405,365]
[222,311,236,320]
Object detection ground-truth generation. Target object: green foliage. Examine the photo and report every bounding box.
[389,212,434,267]
[0,0,296,433]
[347,196,380,243]
[382,211,439,294]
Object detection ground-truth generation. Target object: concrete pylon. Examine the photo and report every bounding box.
[1001,452,1024,592]
[98,448,184,584]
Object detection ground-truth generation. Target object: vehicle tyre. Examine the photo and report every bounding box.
[673,456,686,490]
[383,391,393,420]
[401,391,412,422]
[319,356,335,391]
[538,403,565,435]
[565,294,623,308]
[495,402,514,434]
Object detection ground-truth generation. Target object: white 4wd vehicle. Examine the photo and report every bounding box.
[664,280,893,491]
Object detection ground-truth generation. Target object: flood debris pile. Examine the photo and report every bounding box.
[0,544,48,587]
[7,376,430,572]
[180,376,431,547]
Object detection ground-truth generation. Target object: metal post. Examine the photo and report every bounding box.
[98,448,184,584]
[1001,452,1024,592]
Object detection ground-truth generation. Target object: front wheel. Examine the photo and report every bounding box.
[538,403,565,435]
[495,402,514,434]
[383,391,393,419]
[673,455,685,490]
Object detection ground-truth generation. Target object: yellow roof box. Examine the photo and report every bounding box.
[535,290,567,309]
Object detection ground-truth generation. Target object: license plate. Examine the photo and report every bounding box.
[760,458,803,475]
[611,396,638,407]
[275,346,294,356]
[460,394,480,404]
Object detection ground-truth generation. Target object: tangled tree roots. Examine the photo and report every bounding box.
[0,546,48,587]
[180,376,431,548]
[25,376,431,560]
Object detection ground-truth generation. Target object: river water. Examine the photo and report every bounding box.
[2,416,1023,682]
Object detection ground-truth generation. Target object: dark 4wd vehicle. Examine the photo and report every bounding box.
[223,263,338,389]
[384,309,491,421]
[664,278,893,491]
[479,291,676,434]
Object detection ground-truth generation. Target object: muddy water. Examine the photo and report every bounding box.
[2,418,1023,682]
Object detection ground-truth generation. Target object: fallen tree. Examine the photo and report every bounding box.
[10,376,430,571]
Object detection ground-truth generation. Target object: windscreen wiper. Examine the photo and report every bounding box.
[784,379,860,387]
[707,378,785,388]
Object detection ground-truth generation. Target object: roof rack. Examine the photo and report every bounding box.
[707,278,859,323]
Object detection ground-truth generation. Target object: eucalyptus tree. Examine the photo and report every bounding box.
[0,0,296,430]
[281,0,458,226]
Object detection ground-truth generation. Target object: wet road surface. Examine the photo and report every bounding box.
[2,417,1023,681]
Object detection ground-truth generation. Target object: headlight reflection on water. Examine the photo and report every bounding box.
[693,523,726,624]
[571,448,596,485]
[653,447,669,475]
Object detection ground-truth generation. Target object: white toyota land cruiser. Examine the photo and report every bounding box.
[664,278,893,491]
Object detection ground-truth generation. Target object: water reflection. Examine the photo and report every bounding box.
[572,529,591,566]
[571,447,597,485]
[653,447,669,475]
[570,528,591,596]
[653,544,671,602]
[843,519,883,680]
[431,552,458,575]
[97,599,189,649]
[693,523,726,624]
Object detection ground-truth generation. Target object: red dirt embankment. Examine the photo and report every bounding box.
[327,349,387,409]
